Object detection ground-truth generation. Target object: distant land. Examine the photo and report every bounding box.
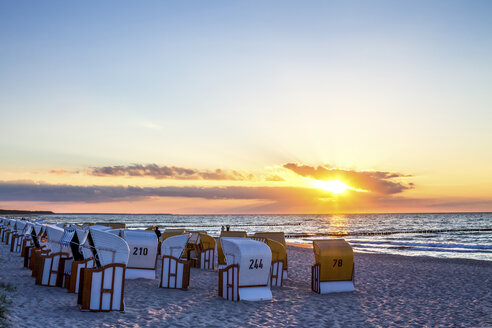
[0,209,55,215]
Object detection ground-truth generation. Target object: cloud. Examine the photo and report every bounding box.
[0,181,318,203]
[1,181,491,213]
[89,164,255,181]
[49,169,69,175]
[283,163,413,194]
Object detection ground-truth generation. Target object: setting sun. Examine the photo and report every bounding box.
[309,179,350,194]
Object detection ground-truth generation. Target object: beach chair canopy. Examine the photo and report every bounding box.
[253,232,286,247]
[161,228,187,241]
[88,228,130,267]
[46,225,66,253]
[161,234,190,258]
[217,231,247,265]
[75,227,94,260]
[121,230,158,269]
[199,233,215,250]
[313,239,354,281]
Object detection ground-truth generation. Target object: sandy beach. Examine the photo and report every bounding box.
[0,243,490,328]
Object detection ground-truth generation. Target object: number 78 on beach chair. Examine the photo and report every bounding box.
[312,239,355,294]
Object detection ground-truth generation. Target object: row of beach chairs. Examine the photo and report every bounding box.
[0,217,355,311]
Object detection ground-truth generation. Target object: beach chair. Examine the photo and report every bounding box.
[217,231,247,268]
[24,223,44,268]
[119,230,158,279]
[56,227,95,292]
[36,225,71,287]
[187,233,216,270]
[78,228,130,312]
[160,234,191,289]
[10,220,28,253]
[218,238,272,301]
[311,239,355,294]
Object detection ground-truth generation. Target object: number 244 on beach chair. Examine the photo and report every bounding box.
[218,238,273,302]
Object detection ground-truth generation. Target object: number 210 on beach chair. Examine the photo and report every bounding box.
[311,239,355,294]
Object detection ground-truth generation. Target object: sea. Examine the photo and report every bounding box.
[26,212,492,261]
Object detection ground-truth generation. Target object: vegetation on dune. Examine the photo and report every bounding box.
[0,282,15,328]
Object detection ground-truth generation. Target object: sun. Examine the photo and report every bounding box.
[309,179,350,194]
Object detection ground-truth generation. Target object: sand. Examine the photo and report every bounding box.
[0,243,491,328]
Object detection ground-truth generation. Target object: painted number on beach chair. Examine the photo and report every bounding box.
[133,247,149,256]
[332,259,343,267]
[249,258,263,269]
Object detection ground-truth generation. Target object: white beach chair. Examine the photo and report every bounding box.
[55,227,95,292]
[160,234,191,289]
[311,239,355,294]
[119,230,158,280]
[35,225,71,287]
[78,228,129,312]
[218,238,272,301]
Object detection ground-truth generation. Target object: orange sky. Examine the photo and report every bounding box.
[1,1,491,214]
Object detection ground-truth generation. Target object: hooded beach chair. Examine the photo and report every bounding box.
[10,220,28,253]
[160,234,191,289]
[217,231,247,268]
[311,239,355,294]
[25,223,47,270]
[78,228,130,312]
[56,227,95,292]
[187,232,216,270]
[253,232,288,286]
[218,238,273,301]
[35,225,71,287]
[119,230,158,279]
[20,223,34,257]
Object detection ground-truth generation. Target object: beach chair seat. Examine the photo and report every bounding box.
[78,263,126,312]
[217,231,247,268]
[36,251,71,286]
[195,233,216,270]
[218,238,272,301]
[311,239,355,294]
[21,237,33,258]
[160,234,191,289]
[78,228,129,312]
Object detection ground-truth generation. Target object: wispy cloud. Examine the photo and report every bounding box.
[49,169,70,175]
[89,164,255,181]
[283,163,414,194]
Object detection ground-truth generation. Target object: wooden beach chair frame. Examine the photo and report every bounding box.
[78,263,126,312]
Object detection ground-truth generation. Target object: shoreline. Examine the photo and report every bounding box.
[287,242,492,264]
[1,242,491,327]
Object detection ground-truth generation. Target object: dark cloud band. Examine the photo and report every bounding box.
[89,164,254,181]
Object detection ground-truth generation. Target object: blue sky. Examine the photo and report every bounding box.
[0,1,491,213]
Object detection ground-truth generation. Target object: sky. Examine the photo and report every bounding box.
[0,0,491,214]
